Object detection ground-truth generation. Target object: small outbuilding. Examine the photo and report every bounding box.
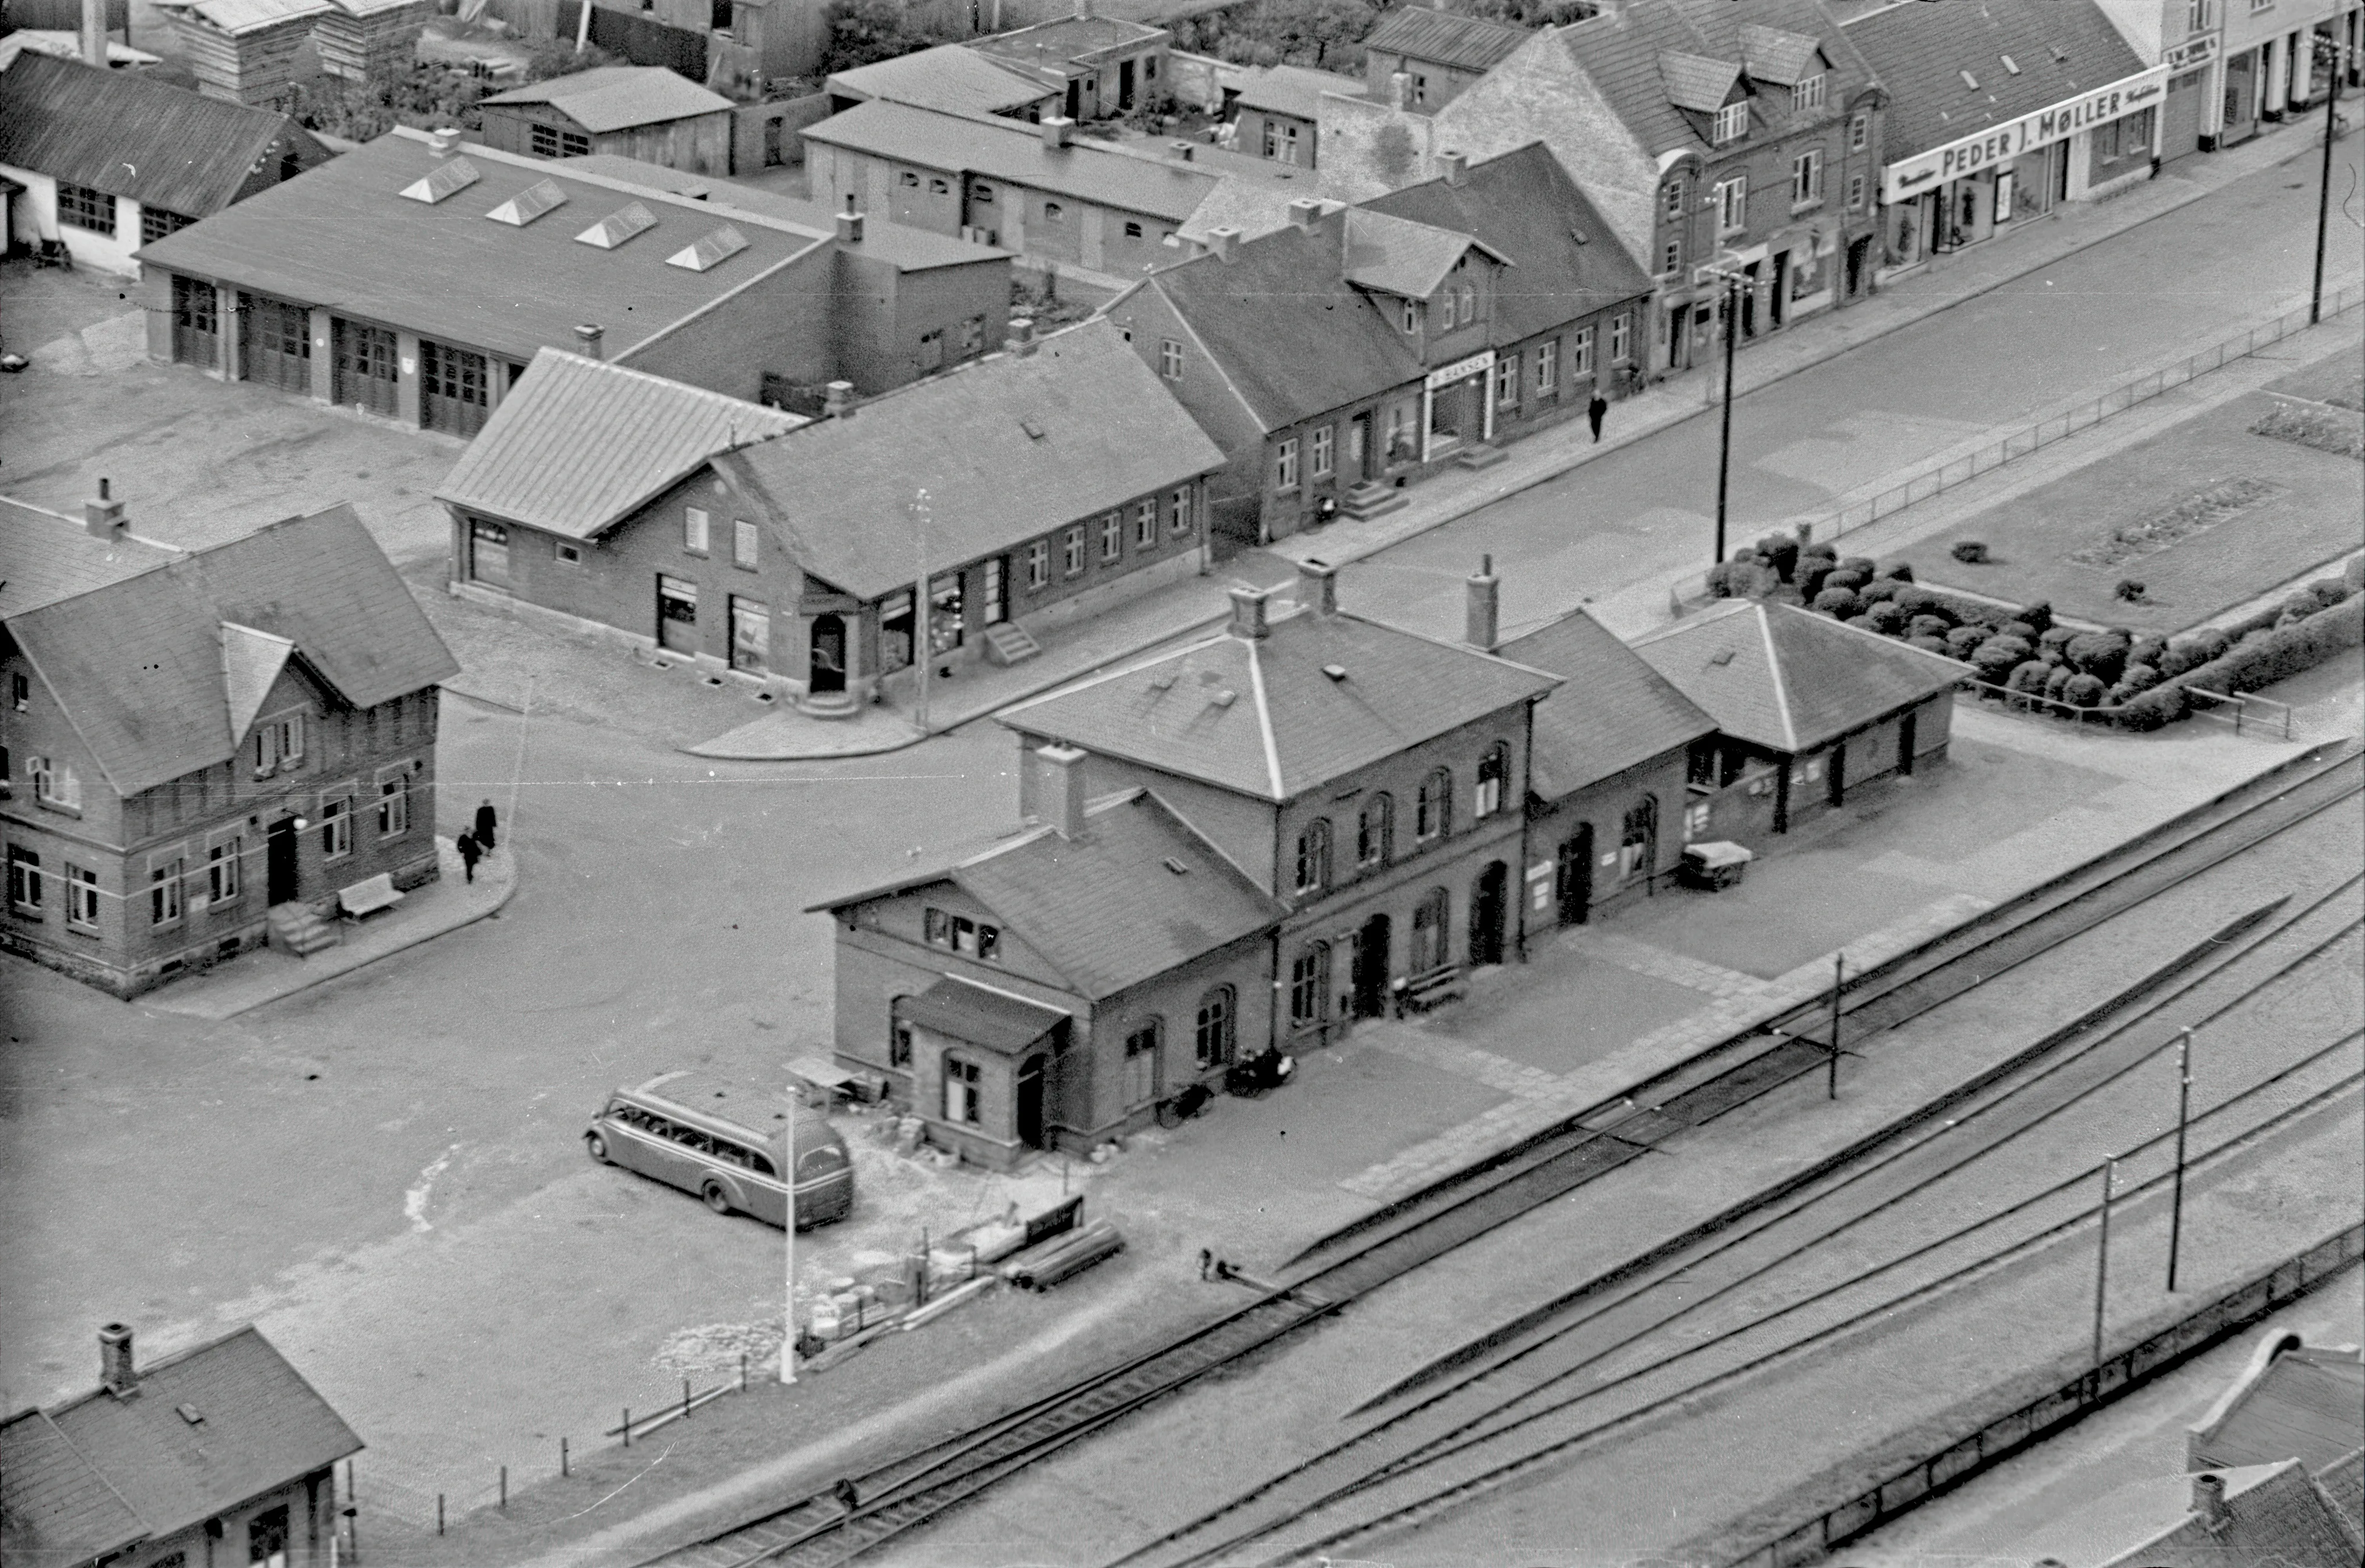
[476,65,736,174]
[150,0,331,107]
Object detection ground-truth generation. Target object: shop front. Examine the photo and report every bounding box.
[2162,33,2219,160]
[1422,348,1495,462]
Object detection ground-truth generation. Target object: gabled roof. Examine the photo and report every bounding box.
[813,789,1284,999]
[1500,607,1715,798]
[2089,1461,2363,1568]
[43,1327,363,1543]
[1657,49,1741,112]
[154,0,329,35]
[1341,207,1504,299]
[2190,1335,2364,1474]
[436,349,803,539]
[1001,600,1560,802]
[479,65,733,132]
[0,1408,146,1568]
[1628,600,1965,756]
[1843,0,2145,161]
[2319,1447,2364,1547]
[1737,22,1823,84]
[825,42,1057,117]
[1230,62,1362,121]
[0,498,182,619]
[802,99,1218,221]
[137,128,834,366]
[718,319,1222,601]
[0,52,327,218]
[1363,5,1531,73]
[5,506,458,796]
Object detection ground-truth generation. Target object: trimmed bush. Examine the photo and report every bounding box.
[1863,602,1907,635]
[1945,625,1991,660]
[2173,595,2365,696]
[1758,534,1801,583]
[2195,626,2234,661]
[2043,665,2077,700]
[2038,625,2081,656]
[1813,588,1861,618]
[1884,562,1916,583]
[1822,570,1868,593]
[2120,662,2161,693]
[2310,578,2350,608]
[2117,683,2191,731]
[1951,540,1991,563]
[2129,634,2167,669]
[1856,579,1901,606]
[2065,673,2106,707]
[2114,578,2147,603]
[2000,620,2039,644]
[2007,661,2052,695]
[1972,642,2022,684]
[1841,556,1876,578]
[2020,601,2055,635]
[1909,613,1955,641]
[1892,586,1936,618]
[1908,634,1950,654]
[2157,641,2205,679]
[2065,632,2130,685]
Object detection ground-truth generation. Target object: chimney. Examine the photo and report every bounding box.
[2192,1474,2230,1530]
[1075,0,1092,15]
[1004,316,1036,357]
[1390,70,1410,110]
[1041,116,1074,150]
[1439,148,1468,185]
[823,380,855,418]
[100,1323,136,1395]
[1030,743,1090,841]
[1206,225,1240,263]
[1298,558,1337,616]
[81,0,106,67]
[835,209,864,243]
[1287,197,1323,231]
[84,476,126,539]
[1465,553,1499,651]
[1227,584,1271,640]
[573,323,603,361]
[1169,138,1195,162]
[428,126,462,155]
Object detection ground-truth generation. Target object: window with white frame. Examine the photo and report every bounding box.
[1609,313,1632,364]
[1475,743,1508,817]
[1275,436,1300,491]
[252,713,303,775]
[57,181,114,235]
[1294,817,1330,895]
[1662,180,1684,221]
[1792,147,1824,207]
[1311,424,1334,477]
[67,865,99,931]
[32,757,82,812]
[1663,236,1683,275]
[1026,539,1050,588]
[376,766,410,838]
[2185,0,2215,26]
[1791,73,1825,112]
[1536,339,1558,391]
[1493,355,1518,407]
[1159,338,1183,378]
[7,845,39,915]
[1062,524,1086,575]
[208,832,242,903]
[1099,512,1122,562]
[923,906,1001,959]
[149,848,184,927]
[684,507,710,554]
[1849,111,1869,151]
[1715,175,1748,232]
[1169,487,1193,533]
[1712,101,1748,144]
[943,1055,981,1123]
[1848,172,1866,211]
[1571,324,1595,375]
[733,518,759,569]
[1134,497,1158,547]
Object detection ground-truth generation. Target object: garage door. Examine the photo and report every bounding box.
[333,319,398,416]
[240,293,312,394]
[170,273,218,369]
[421,338,490,438]
[2160,68,2205,162]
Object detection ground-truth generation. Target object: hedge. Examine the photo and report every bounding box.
[2169,594,2364,699]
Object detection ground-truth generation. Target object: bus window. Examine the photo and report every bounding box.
[715,1140,751,1169]
[675,1126,712,1154]
[751,1153,777,1177]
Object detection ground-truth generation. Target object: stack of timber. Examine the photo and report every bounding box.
[313,0,428,80]
[1001,1218,1124,1292]
[155,0,332,105]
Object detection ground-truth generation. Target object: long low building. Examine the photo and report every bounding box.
[133,126,1011,436]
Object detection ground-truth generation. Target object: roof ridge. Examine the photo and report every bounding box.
[1244,635,1284,800]
[1755,602,1798,753]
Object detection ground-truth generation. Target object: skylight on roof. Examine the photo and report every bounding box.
[400,157,481,205]
[486,177,568,226]
[1999,53,2020,74]
[1960,69,1979,90]
[576,202,658,249]
[666,225,750,273]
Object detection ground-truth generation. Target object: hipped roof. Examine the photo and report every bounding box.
[1500,607,1716,798]
[479,65,733,132]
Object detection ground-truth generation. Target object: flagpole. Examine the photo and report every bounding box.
[781,1082,797,1386]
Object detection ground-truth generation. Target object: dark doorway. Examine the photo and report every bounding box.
[1828,741,1848,807]
[1015,1054,1046,1148]
[1469,862,1508,967]
[1353,411,1376,479]
[1740,263,1760,337]
[1556,824,1593,926]
[1897,710,1918,777]
[1118,58,1135,109]
[1769,252,1788,328]
[266,817,299,905]
[808,614,847,693]
[1064,79,1081,120]
[1351,912,1391,1018]
[658,574,699,655]
[1846,235,1871,297]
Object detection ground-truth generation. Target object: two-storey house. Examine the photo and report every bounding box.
[2092,0,2229,161]
[1102,142,1655,543]
[2,495,458,998]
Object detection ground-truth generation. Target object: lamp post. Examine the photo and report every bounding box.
[781,1080,797,1386]
[1696,265,1750,568]
[2167,1026,2194,1292]
[2310,35,2350,326]
[2092,1158,2116,1370]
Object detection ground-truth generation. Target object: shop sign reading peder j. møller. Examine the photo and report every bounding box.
[1881,64,2171,204]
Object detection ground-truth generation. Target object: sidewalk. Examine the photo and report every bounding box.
[141,840,516,1021]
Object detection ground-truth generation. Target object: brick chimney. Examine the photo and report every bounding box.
[823,380,855,418]
[1465,554,1499,651]
[1205,225,1240,263]
[1027,742,1090,840]
[100,1323,136,1395]
[574,323,603,361]
[2193,1473,2230,1530]
[1041,116,1074,150]
[84,476,126,539]
[836,209,864,243]
[1439,148,1468,185]
[428,126,462,155]
[1298,558,1337,616]
[1390,70,1410,110]
[1227,584,1271,640]
[1170,139,1195,162]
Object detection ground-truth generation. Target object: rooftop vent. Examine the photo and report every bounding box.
[1708,648,1735,666]
[1163,856,1190,875]
[401,157,481,205]
[576,202,658,249]
[1210,690,1237,707]
[1322,663,1348,682]
[1999,53,2019,73]
[1019,416,1046,440]
[486,177,567,226]
[1959,69,1978,90]
[177,1403,205,1425]
[667,225,750,272]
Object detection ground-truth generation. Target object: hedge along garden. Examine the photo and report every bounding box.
[1707,535,2365,733]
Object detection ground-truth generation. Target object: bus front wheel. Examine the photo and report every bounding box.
[702,1181,733,1215]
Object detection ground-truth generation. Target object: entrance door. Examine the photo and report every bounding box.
[171,274,219,368]
[240,294,312,393]
[1846,235,1870,297]
[808,614,847,692]
[1828,741,1848,807]
[1351,412,1375,479]
[1556,824,1593,926]
[1118,58,1135,109]
[2161,69,2204,160]
[1351,912,1391,1018]
[266,817,299,905]
[469,519,510,588]
[1769,252,1788,329]
[1014,1054,1046,1148]
[1469,862,1508,967]
[333,319,399,415]
[657,575,700,654]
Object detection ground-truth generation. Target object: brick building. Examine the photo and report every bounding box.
[0,1323,362,1568]
[1359,5,1531,111]
[475,65,736,174]
[2,496,456,998]
[1223,63,1362,168]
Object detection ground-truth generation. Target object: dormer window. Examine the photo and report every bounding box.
[1712,101,1748,144]
[1790,73,1825,111]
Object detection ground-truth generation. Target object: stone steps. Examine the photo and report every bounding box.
[981,620,1043,667]
[266,901,340,957]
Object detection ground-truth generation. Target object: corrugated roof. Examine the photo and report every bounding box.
[1843,0,2145,161]
[803,99,1219,220]
[0,52,328,217]
[45,1327,362,1542]
[155,0,329,34]
[1737,22,1822,84]
[137,128,832,365]
[2192,1343,2365,1474]
[1230,62,1362,120]
[0,497,182,619]
[826,42,1057,117]
[1341,206,1497,299]
[1657,48,1741,112]
[0,1409,147,1568]
[1002,602,1559,802]
[437,349,801,539]
[719,319,1223,601]
[1500,607,1715,798]
[2318,1447,2364,1547]
[6,505,458,796]
[1628,600,1964,756]
[1363,5,1530,73]
[480,65,733,133]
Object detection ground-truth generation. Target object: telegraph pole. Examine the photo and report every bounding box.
[2092,1159,2116,1370]
[2167,1027,2194,1292]
[2310,36,2347,325]
[1713,272,1740,567]
[781,1083,797,1386]
[1826,952,1843,1099]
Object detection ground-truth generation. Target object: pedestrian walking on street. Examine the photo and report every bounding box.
[474,798,499,855]
[1587,390,1609,443]
[456,829,479,884]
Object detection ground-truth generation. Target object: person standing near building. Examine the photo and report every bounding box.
[456,828,480,884]
[474,798,499,855]
[1587,390,1609,443]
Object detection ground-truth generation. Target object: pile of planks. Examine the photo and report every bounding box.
[1001,1218,1124,1292]
[313,0,428,81]
[155,0,332,106]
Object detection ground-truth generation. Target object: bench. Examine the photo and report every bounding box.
[337,873,405,920]
[1393,963,1467,1017]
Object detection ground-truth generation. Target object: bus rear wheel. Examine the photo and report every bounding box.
[701,1181,733,1215]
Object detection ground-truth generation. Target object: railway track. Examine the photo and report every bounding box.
[638,745,2361,1568]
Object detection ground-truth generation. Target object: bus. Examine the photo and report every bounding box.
[585,1072,853,1230]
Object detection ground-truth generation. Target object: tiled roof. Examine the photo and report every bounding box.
[1843,0,2146,161]
[5,505,458,796]
[437,349,802,539]
[137,128,833,366]
[0,499,182,619]
[1500,607,1715,798]
[1737,22,1822,83]
[0,52,327,218]
[0,1409,146,1568]
[1629,601,1964,756]
[2094,1461,2363,1568]
[1341,206,1498,299]
[816,789,1283,999]
[2318,1446,2365,1548]
[1001,601,1559,801]
[720,319,1223,601]
[1173,172,1324,245]
[1658,48,1740,111]
[896,977,1070,1051]
[1356,141,1659,346]
[479,65,733,133]
[1555,0,1877,158]
[826,42,1056,117]
[2190,1338,2365,1474]
[1230,62,1362,120]
[44,1327,362,1542]
[1363,5,1530,72]
[803,100,1219,220]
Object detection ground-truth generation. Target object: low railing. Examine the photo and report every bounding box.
[2186,686,2296,741]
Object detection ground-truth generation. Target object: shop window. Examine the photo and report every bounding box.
[943,1056,981,1124]
[7,846,40,915]
[923,906,1000,960]
[1311,424,1334,478]
[1135,497,1158,547]
[880,589,913,672]
[730,595,769,672]
[57,181,114,236]
[67,866,100,931]
[150,848,185,927]
[1416,768,1452,841]
[1475,743,1508,817]
[1289,942,1330,1027]
[1123,1020,1160,1106]
[1194,986,1234,1068]
[1294,818,1331,895]
[1159,338,1183,378]
[1274,436,1300,492]
[1712,102,1748,144]
[1358,793,1393,867]
[929,574,962,656]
